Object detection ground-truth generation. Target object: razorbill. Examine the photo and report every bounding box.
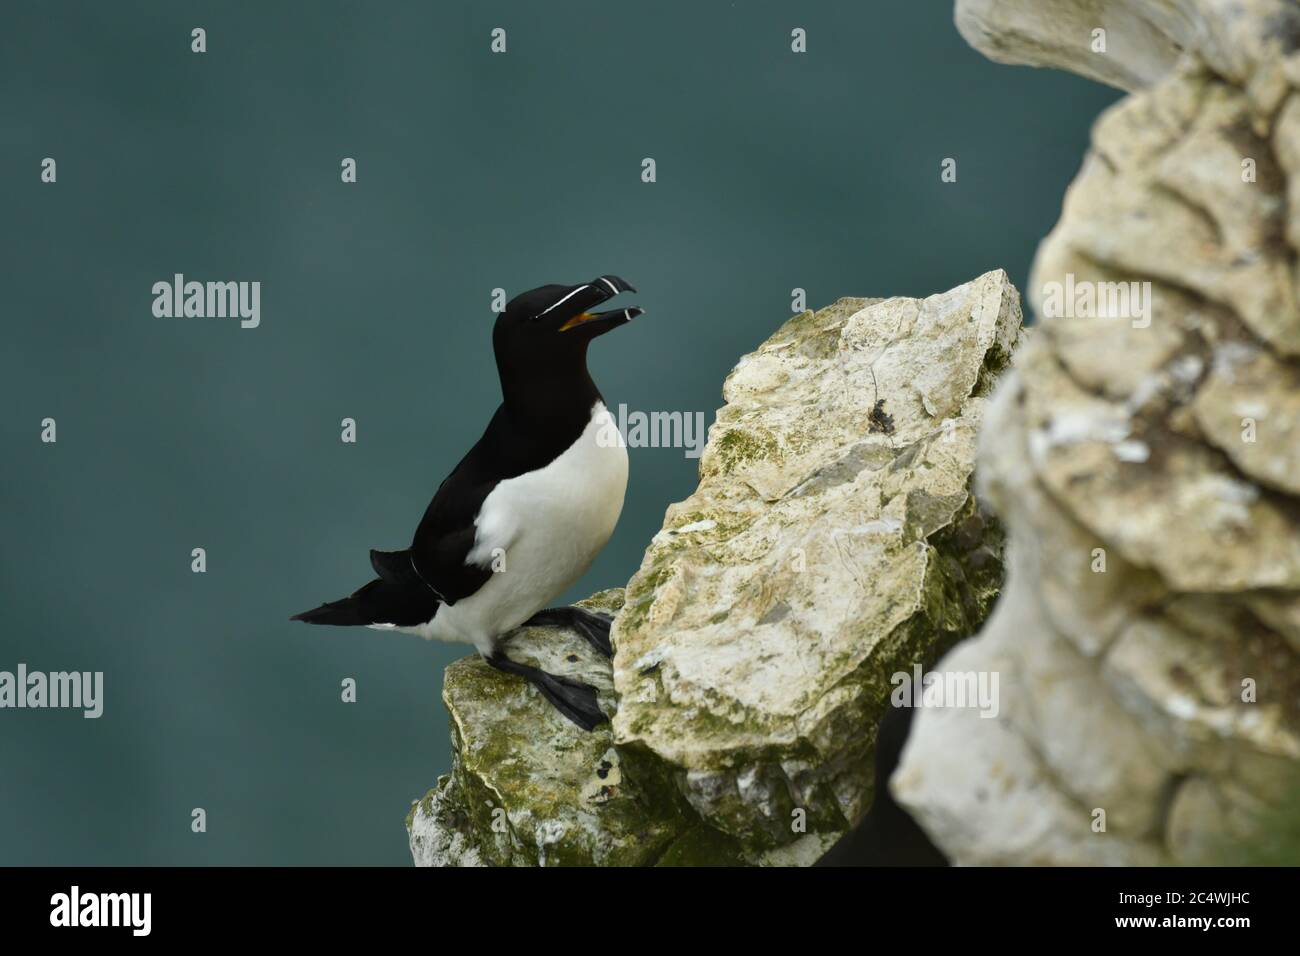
[292,275,644,731]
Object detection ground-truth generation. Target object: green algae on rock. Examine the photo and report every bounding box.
[407,589,716,866]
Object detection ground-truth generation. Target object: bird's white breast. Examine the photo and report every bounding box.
[413,402,628,652]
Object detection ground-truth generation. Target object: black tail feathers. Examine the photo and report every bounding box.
[290,579,386,626]
[291,570,437,628]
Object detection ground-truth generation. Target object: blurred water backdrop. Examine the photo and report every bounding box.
[0,0,1119,863]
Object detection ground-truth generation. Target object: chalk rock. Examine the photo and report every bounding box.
[611,271,1023,847]
[954,0,1300,96]
[894,0,1300,866]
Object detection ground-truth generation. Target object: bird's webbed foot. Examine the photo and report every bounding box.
[522,606,614,657]
[485,651,607,732]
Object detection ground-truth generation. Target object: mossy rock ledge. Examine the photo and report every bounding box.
[408,270,1026,865]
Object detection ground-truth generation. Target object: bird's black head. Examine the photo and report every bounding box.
[491,276,642,415]
[494,275,642,359]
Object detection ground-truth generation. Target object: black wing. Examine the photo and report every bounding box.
[402,405,527,605]
[402,398,596,606]
[388,469,494,607]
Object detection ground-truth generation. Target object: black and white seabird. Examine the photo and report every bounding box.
[291,275,644,731]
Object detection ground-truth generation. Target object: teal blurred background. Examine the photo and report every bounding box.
[0,1,1119,864]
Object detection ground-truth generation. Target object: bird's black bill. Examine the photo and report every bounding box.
[533,274,641,335]
[595,274,635,296]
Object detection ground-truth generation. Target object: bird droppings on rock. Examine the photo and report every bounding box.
[868,399,896,435]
